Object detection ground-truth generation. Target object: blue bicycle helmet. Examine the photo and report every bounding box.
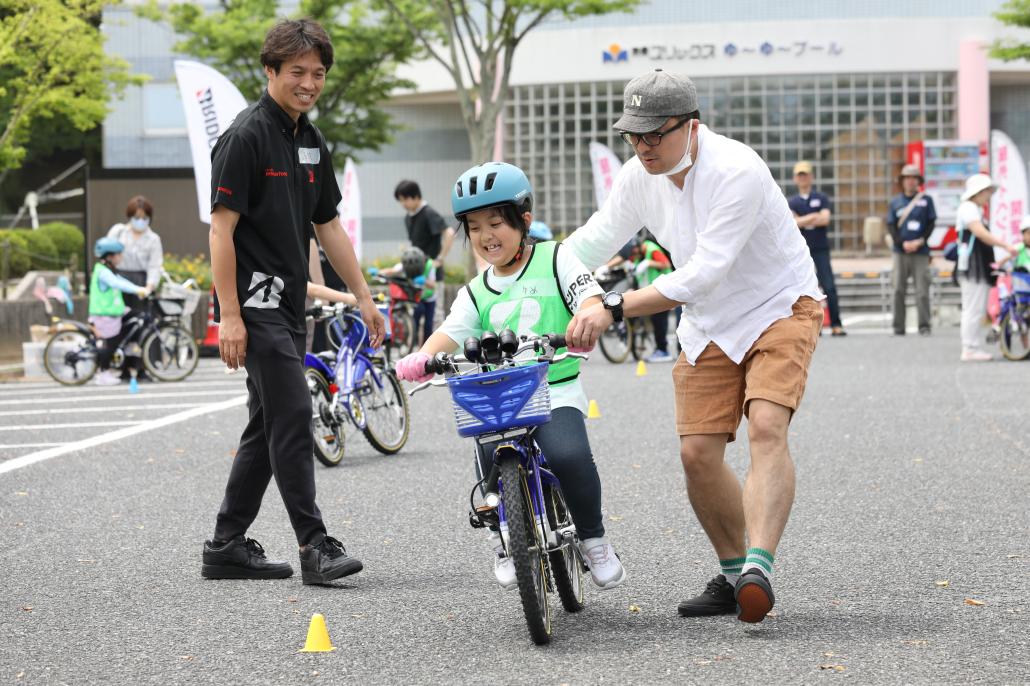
[451,162,533,218]
[528,220,553,241]
[94,237,124,258]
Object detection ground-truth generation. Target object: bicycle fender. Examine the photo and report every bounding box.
[304,353,334,379]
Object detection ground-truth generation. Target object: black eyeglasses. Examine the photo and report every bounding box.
[620,117,690,147]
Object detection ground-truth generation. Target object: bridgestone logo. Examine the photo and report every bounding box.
[197,88,220,149]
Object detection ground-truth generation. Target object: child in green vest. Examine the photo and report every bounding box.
[371,245,438,345]
[395,162,626,591]
[89,238,149,385]
[630,236,676,363]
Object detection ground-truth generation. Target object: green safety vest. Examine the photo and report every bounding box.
[466,241,579,385]
[1016,244,1030,270]
[89,263,125,317]
[421,259,436,300]
[637,240,672,287]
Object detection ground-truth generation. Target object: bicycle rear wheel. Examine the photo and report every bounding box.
[999,310,1030,360]
[306,368,345,467]
[390,307,417,357]
[630,317,656,361]
[359,368,410,454]
[142,324,199,381]
[544,483,585,613]
[498,452,551,645]
[598,319,632,364]
[43,329,98,386]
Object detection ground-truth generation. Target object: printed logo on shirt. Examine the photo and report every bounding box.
[264,168,288,178]
[809,198,821,208]
[242,271,285,309]
[298,147,320,164]
[216,186,233,196]
[918,199,927,206]
[308,169,315,184]
[564,273,597,310]
[489,299,541,333]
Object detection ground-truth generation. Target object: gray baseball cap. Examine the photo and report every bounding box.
[614,69,699,133]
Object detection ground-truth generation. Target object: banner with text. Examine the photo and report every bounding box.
[339,158,362,260]
[174,60,248,224]
[990,129,1029,257]
[589,142,623,211]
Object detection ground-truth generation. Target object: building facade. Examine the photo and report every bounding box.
[101,0,1029,257]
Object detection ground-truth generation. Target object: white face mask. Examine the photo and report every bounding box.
[130,217,150,231]
[663,121,695,176]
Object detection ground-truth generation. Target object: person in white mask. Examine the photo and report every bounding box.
[106,194,165,307]
[564,69,824,624]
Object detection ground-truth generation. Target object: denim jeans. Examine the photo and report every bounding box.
[810,249,842,327]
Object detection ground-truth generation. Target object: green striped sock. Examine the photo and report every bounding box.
[720,556,745,584]
[741,547,774,579]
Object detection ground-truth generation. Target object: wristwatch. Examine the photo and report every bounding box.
[601,291,624,323]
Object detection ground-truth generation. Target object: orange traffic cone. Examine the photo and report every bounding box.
[201,286,219,353]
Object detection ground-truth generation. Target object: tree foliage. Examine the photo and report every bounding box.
[991,0,1030,61]
[0,0,142,172]
[378,0,642,163]
[142,0,417,168]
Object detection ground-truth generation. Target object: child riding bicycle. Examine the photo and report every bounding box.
[371,246,438,345]
[394,162,626,591]
[89,237,150,386]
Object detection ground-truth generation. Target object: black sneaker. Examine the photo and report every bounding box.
[677,575,737,617]
[300,535,363,585]
[201,536,293,580]
[734,568,775,623]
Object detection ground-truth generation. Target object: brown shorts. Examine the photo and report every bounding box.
[672,296,822,441]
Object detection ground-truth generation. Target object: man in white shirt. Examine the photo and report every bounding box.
[565,69,824,623]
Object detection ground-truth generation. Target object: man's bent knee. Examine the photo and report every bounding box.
[679,434,728,478]
[746,400,791,449]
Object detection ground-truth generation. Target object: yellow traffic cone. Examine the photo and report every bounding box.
[587,399,601,419]
[298,613,336,653]
[636,360,647,377]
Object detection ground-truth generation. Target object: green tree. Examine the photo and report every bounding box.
[143,0,416,168]
[379,0,642,163]
[991,0,1030,60]
[0,0,141,173]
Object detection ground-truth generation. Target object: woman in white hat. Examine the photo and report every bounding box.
[953,173,1020,361]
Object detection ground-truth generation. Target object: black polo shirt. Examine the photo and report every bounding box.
[210,90,342,333]
[787,189,832,253]
[404,204,449,259]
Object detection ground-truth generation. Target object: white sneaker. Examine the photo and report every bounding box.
[578,536,626,589]
[93,370,121,386]
[960,348,993,362]
[488,533,516,590]
[644,349,674,363]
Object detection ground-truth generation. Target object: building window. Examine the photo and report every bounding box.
[143,83,187,135]
[505,71,958,250]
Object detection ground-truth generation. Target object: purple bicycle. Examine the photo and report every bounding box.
[409,330,588,645]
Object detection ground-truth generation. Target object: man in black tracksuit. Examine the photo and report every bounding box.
[201,19,385,584]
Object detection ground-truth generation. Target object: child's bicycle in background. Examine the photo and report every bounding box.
[369,271,423,358]
[995,269,1030,360]
[42,275,200,385]
[305,301,410,466]
[409,330,589,645]
[593,265,658,364]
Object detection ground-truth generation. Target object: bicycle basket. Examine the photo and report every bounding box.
[156,298,184,316]
[446,362,551,437]
[1013,271,1030,294]
[160,283,201,316]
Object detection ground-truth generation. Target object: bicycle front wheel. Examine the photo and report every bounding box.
[630,317,656,361]
[544,483,585,613]
[43,329,97,386]
[498,452,551,645]
[142,324,199,381]
[598,319,631,364]
[999,310,1030,360]
[359,368,410,454]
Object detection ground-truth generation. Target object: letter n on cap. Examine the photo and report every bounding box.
[631,95,642,107]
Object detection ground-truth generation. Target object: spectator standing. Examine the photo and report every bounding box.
[395,180,457,278]
[106,195,164,310]
[886,164,937,335]
[788,161,845,336]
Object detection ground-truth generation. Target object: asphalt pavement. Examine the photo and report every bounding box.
[1,333,1027,684]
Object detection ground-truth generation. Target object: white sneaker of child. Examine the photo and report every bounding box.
[578,536,626,589]
[93,370,121,386]
[488,532,516,590]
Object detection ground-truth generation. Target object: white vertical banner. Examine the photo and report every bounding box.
[589,142,624,210]
[990,129,1029,256]
[338,158,362,261]
[174,60,248,224]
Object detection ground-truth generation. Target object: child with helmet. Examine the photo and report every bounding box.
[371,246,438,345]
[89,237,150,385]
[394,162,626,591]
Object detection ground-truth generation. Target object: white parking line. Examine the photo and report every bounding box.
[0,395,247,475]
[0,379,247,396]
[0,421,142,431]
[0,404,206,418]
[0,390,245,406]
[0,443,67,450]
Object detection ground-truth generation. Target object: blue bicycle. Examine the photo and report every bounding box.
[305,302,410,466]
[410,330,588,645]
[997,269,1030,361]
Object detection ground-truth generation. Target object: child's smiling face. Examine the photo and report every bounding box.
[465,208,530,268]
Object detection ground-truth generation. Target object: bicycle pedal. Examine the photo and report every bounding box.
[468,511,486,529]
[322,435,336,444]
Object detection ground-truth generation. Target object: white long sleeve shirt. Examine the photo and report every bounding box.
[565,124,822,365]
